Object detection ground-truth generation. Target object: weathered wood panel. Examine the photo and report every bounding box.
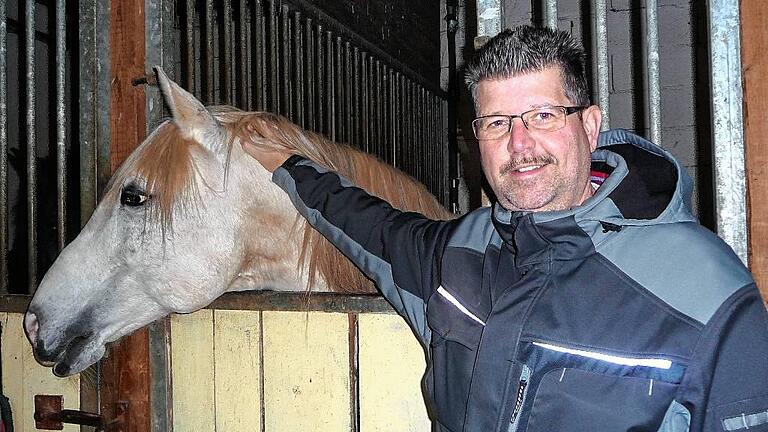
[359,313,431,431]
[742,0,768,302]
[170,310,215,431]
[213,310,263,431]
[262,311,351,431]
[1,313,80,432]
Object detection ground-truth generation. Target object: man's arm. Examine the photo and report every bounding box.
[684,286,768,431]
[243,143,450,344]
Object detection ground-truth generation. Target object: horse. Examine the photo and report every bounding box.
[23,67,452,377]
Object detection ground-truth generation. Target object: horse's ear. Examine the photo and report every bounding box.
[154,66,224,148]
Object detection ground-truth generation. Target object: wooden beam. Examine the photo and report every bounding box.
[101,0,151,430]
[741,0,768,302]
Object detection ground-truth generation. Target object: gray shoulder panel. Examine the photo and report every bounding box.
[447,207,498,252]
[596,222,754,325]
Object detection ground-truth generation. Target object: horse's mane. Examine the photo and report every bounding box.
[222,110,453,294]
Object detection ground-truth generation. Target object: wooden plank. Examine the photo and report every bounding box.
[358,314,431,431]
[262,311,350,431]
[170,310,215,431]
[208,291,394,314]
[213,310,263,432]
[741,0,768,302]
[1,313,80,432]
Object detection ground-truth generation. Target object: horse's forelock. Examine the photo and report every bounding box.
[106,122,204,234]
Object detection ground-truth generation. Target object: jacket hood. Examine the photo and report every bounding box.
[491,129,698,258]
[493,128,697,228]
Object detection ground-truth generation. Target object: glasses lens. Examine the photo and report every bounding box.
[473,115,510,140]
[523,107,566,131]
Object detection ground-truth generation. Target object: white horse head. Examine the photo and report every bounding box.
[23,68,450,376]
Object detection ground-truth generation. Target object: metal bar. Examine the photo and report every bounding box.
[352,47,361,148]
[55,0,67,252]
[708,0,748,264]
[0,0,8,291]
[316,24,325,134]
[645,0,661,145]
[204,0,215,103]
[25,0,38,290]
[326,30,335,141]
[374,60,382,157]
[268,0,279,112]
[305,18,316,131]
[344,42,353,145]
[388,69,396,167]
[223,0,233,104]
[361,52,369,152]
[593,0,610,129]
[185,0,195,92]
[281,5,292,118]
[544,0,558,29]
[240,0,248,108]
[254,0,266,110]
[335,37,343,142]
[294,12,305,128]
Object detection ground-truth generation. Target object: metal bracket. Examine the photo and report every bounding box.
[34,394,127,431]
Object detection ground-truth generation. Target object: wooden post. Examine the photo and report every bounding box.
[101,0,152,430]
[741,0,768,302]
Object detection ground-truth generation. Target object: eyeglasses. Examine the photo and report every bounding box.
[471,106,586,140]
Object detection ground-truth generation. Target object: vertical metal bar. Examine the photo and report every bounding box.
[0,0,7,291]
[645,0,661,145]
[281,5,292,119]
[254,0,266,110]
[334,37,343,142]
[25,0,38,290]
[374,60,382,157]
[223,0,233,104]
[316,24,326,134]
[294,12,305,128]
[709,0,748,264]
[361,53,369,152]
[544,0,558,29]
[268,0,279,112]
[55,0,67,252]
[305,18,315,131]
[388,69,396,165]
[204,0,215,103]
[344,42,353,145]
[326,31,335,141]
[239,0,248,108]
[352,47,361,148]
[185,0,195,92]
[593,0,610,129]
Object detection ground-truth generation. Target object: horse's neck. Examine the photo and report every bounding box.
[226,148,330,293]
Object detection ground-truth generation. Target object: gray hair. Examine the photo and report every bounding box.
[464,26,590,109]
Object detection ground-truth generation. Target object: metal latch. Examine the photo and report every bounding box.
[34,395,127,431]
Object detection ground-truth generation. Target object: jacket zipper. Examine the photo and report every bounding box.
[507,364,531,432]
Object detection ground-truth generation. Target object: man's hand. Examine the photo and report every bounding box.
[241,141,292,173]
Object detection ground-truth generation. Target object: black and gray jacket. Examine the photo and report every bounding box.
[273,129,768,432]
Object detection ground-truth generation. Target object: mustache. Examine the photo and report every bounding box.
[500,155,556,175]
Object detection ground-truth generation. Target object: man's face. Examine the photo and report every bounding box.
[475,66,602,212]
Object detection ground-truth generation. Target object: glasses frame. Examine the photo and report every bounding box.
[471,105,586,140]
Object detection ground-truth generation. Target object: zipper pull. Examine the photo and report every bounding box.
[600,221,623,233]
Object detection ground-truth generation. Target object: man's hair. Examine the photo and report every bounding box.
[464,26,591,109]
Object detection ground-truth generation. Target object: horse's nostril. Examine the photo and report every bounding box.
[24,312,39,346]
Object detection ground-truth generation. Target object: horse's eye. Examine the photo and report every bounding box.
[120,185,150,207]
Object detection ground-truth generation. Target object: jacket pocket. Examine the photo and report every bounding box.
[519,340,685,432]
[425,286,486,431]
[525,368,678,432]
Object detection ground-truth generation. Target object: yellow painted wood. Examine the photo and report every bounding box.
[213,310,262,432]
[1,313,80,432]
[170,310,215,432]
[262,311,350,431]
[359,313,431,431]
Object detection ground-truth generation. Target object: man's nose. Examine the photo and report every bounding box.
[506,118,535,153]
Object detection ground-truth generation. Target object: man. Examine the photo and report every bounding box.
[244,26,768,432]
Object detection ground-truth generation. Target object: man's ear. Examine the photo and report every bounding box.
[581,105,602,152]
